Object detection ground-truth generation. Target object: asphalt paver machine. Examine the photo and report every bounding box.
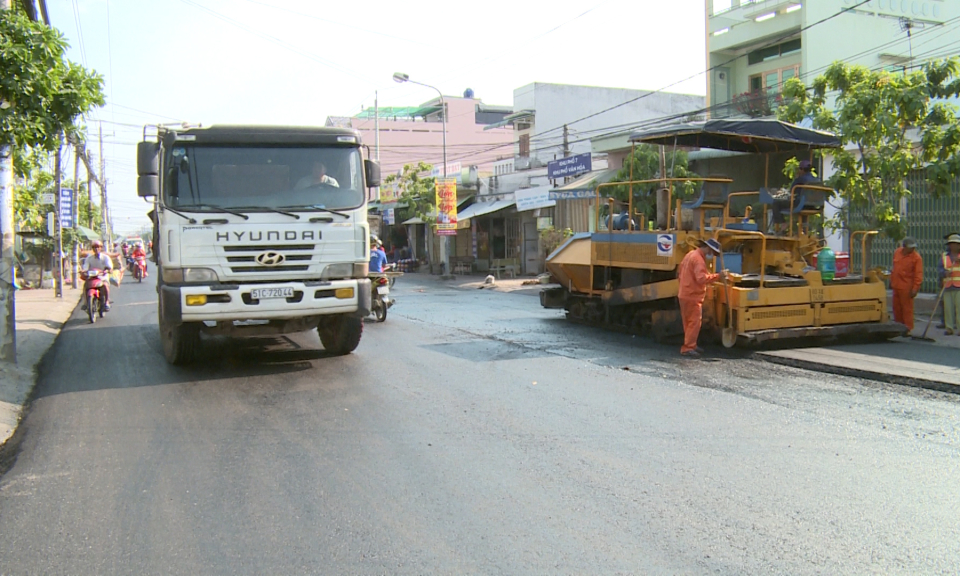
[540,119,906,347]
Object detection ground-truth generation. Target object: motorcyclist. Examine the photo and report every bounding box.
[81,240,113,311]
[369,236,387,273]
[131,242,148,277]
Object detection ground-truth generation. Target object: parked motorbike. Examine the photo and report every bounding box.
[133,256,147,282]
[81,269,109,324]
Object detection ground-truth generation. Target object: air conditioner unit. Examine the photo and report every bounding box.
[515,157,531,170]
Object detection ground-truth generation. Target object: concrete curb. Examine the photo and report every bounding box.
[754,350,960,395]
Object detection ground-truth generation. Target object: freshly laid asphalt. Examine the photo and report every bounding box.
[1,269,959,574]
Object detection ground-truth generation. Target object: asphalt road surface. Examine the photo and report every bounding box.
[1,269,959,574]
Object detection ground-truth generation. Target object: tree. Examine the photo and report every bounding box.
[382,161,437,226]
[0,11,105,152]
[778,59,960,239]
[605,144,698,222]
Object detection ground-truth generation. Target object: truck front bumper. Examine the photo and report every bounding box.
[160,278,371,324]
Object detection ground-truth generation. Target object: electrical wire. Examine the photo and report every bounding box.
[234,0,434,47]
[70,0,88,67]
[176,0,379,87]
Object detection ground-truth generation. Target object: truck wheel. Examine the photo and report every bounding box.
[158,302,200,365]
[318,315,363,355]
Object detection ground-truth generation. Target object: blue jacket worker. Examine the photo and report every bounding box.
[369,236,387,273]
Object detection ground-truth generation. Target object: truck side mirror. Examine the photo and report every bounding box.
[138,175,159,198]
[137,142,159,176]
[364,159,381,188]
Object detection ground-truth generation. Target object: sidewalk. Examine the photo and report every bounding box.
[0,287,80,448]
[757,311,960,392]
[406,271,557,296]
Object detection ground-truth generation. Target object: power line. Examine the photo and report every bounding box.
[553,0,875,134]
[70,0,88,67]
[176,0,380,87]
[234,0,434,47]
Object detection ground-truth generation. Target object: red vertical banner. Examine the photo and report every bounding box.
[435,179,457,236]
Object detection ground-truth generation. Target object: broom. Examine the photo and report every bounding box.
[912,285,946,342]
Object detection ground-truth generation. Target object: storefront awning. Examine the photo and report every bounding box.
[457,198,516,220]
[77,225,102,241]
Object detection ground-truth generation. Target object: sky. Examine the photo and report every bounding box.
[48,0,708,235]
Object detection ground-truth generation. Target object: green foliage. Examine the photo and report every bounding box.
[778,59,960,240]
[605,144,699,221]
[13,149,102,248]
[539,226,574,258]
[383,161,437,225]
[0,11,105,152]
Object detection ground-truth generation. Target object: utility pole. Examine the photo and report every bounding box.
[562,124,570,185]
[71,141,80,289]
[54,139,63,299]
[99,123,109,250]
[374,91,380,201]
[0,0,15,362]
[85,157,93,228]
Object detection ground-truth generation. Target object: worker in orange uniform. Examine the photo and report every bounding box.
[678,238,724,357]
[890,237,923,331]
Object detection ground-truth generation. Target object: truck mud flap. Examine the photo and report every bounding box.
[159,285,182,324]
[354,278,372,318]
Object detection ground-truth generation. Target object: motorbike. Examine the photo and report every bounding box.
[81,268,109,324]
[132,256,147,282]
[370,274,395,322]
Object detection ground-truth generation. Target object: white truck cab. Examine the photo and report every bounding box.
[137,125,380,365]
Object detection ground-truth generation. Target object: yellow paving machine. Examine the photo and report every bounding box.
[540,119,906,347]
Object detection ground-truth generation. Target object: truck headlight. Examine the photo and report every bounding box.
[162,267,219,283]
[321,263,352,279]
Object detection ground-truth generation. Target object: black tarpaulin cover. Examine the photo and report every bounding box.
[628,119,841,153]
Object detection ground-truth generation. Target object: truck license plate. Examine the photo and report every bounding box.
[250,287,294,300]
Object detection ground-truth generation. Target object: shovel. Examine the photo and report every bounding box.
[719,251,737,348]
[912,284,946,342]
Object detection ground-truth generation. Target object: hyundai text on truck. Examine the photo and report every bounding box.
[137,125,381,365]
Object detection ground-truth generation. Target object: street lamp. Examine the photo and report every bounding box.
[393,72,450,275]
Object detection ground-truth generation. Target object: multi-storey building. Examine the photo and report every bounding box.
[707,0,957,118]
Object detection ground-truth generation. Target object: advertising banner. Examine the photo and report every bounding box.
[380,182,399,204]
[383,208,395,225]
[430,162,462,180]
[435,179,458,236]
[549,189,595,200]
[547,153,591,180]
[515,186,556,212]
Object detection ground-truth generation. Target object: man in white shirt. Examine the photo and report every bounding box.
[82,240,113,311]
[295,161,339,190]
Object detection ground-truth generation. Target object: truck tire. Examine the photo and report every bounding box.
[318,315,363,355]
[158,302,200,365]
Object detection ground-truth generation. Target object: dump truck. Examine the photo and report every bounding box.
[137,125,381,364]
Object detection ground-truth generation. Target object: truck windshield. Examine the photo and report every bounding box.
[163,145,365,212]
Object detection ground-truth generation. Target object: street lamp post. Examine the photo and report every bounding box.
[393,72,449,276]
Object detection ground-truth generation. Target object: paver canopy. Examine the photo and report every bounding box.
[628,119,841,154]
